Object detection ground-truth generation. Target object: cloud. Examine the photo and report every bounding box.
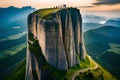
[76,6,94,8]
[93,0,120,5]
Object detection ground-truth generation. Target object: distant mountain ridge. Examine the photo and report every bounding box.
[82,14,106,23]
[104,20,120,27]
[0,6,35,23]
[83,19,120,32]
[0,6,36,38]
[83,23,103,32]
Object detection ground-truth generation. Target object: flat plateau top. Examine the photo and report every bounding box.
[33,8,78,19]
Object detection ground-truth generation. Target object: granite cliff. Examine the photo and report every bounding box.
[26,8,86,80]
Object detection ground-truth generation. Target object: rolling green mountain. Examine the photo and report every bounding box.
[0,6,35,80]
[84,26,120,79]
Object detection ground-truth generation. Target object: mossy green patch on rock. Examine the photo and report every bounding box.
[29,38,46,65]
[34,8,60,19]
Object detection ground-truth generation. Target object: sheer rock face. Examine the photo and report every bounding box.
[27,8,86,71]
[26,47,41,80]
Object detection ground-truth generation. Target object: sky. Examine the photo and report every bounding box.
[0,0,120,18]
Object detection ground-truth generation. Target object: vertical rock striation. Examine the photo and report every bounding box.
[26,8,87,79]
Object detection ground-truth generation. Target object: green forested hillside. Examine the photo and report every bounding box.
[84,26,120,79]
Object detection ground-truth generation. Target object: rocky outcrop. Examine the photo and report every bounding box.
[27,8,86,72]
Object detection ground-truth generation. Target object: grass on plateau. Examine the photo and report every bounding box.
[34,8,60,19]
